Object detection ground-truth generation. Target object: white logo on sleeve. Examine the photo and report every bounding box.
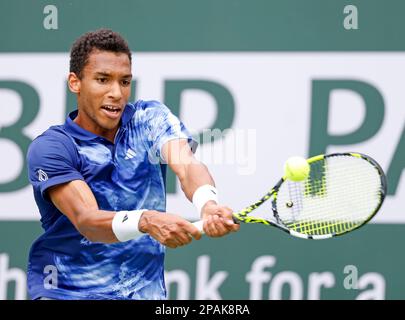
[124,148,136,160]
[38,169,48,182]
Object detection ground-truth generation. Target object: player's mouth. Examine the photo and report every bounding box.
[101,105,122,119]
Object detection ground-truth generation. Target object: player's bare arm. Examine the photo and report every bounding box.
[48,180,201,247]
[162,139,240,237]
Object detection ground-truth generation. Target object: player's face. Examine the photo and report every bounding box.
[70,50,132,140]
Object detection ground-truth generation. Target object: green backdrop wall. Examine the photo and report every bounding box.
[0,0,404,300]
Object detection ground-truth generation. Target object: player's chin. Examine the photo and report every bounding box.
[99,115,121,130]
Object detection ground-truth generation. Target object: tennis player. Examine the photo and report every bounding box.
[26,29,239,300]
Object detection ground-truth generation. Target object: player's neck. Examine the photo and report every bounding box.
[74,111,119,143]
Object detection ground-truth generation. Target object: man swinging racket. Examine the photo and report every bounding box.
[27,29,239,300]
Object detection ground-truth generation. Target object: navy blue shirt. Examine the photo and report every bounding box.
[27,100,196,300]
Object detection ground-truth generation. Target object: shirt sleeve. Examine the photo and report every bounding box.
[143,101,198,162]
[27,132,84,200]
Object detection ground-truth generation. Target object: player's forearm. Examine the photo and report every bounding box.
[80,209,203,248]
[77,209,160,244]
[178,161,215,202]
[76,209,118,243]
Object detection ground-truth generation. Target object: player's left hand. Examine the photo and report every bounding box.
[201,202,240,237]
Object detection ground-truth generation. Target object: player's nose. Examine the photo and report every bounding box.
[108,81,123,100]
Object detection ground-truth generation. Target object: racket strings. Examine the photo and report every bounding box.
[276,156,383,236]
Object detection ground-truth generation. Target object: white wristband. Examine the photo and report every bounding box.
[192,184,219,215]
[112,210,146,242]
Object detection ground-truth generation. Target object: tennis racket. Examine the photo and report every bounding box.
[193,152,387,239]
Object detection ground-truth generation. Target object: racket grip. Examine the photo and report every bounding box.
[192,220,205,234]
[192,215,240,234]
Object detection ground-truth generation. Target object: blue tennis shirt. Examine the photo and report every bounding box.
[26,100,196,300]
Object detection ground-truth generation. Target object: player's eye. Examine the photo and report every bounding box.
[121,79,131,86]
[97,77,108,84]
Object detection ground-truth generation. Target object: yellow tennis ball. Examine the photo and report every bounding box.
[284,156,310,182]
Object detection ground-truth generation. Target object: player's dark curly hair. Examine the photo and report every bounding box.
[69,29,132,78]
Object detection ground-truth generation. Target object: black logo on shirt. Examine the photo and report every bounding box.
[122,214,128,223]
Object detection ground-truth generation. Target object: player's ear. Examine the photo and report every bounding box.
[68,72,81,94]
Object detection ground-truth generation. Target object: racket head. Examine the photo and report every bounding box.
[275,152,386,239]
[235,152,387,239]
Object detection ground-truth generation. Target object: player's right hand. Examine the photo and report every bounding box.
[138,210,201,248]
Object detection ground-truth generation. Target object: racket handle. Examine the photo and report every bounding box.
[192,220,205,234]
[192,215,240,234]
